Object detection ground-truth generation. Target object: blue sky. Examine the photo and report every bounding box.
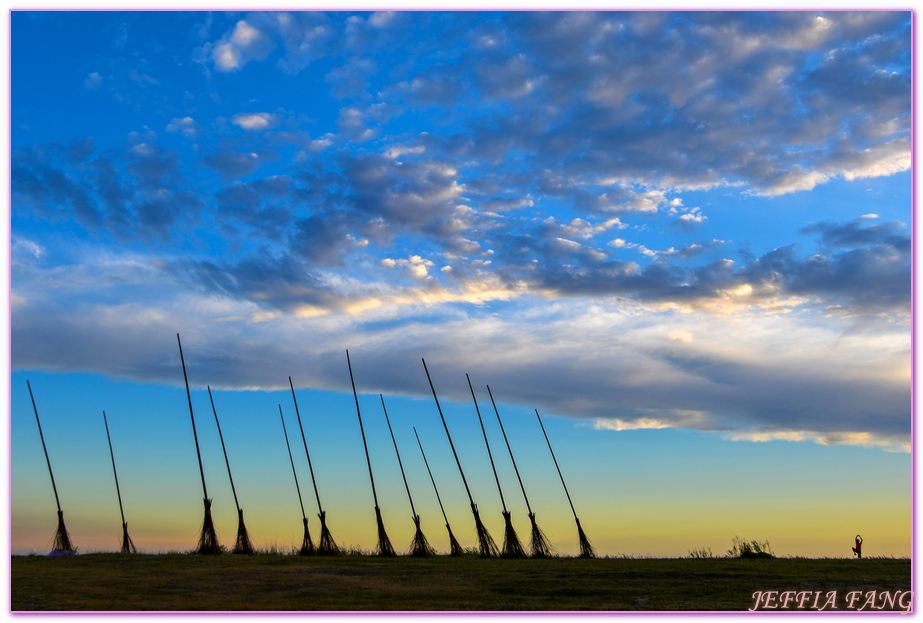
[10,11,911,557]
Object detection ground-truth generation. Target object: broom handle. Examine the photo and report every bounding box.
[207,387,240,513]
[346,350,380,508]
[466,375,506,513]
[536,409,579,522]
[289,376,324,514]
[26,380,61,513]
[487,386,533,516]
[102,411,127,526]
[381,395,416,517]
[422,359,475,506]
[413,427,450,526]
[535,409,580,524]
[279,405,307,521]
[177,334,209,500]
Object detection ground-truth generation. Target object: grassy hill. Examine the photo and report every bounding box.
[12,553,911,612]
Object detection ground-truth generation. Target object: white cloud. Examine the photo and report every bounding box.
[368,11,397,28]
[557,217,627,239]
[165,117,203,138]
[721,429,909,453]
[12,237,44,259]
[336,106,380,142]
[84,72,102,90]
[837,139,911,182]
[231,112,281,131]
[385,145,426,160]
[381,255,435,281]
[211,20,276,72]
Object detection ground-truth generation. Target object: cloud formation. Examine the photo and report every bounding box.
[11,11,910,453]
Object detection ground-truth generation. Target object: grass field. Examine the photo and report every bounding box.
[11,553,911,612]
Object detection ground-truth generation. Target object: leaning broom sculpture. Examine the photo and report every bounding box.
[289,376,339,555]
[103,410,136,553]
[467,375,526,558]
[381,395,435,557]
[27,380,76,555]
[423,359,499,558]
[346,350,395,557]
[208,387,255,555]
[177,334,222,555]
[536,409,595,558]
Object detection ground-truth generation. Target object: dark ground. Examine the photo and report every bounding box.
[11,553,911,612]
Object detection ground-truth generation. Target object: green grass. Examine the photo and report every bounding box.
[12,553,910,611]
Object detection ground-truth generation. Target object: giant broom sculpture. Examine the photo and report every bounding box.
[26,380,75,555]
[207,387,255,555]
[467,375,526,558]
[279,405,315,555]
[289,376,339,555]
[422,359,498,558]
[413,427,464,556]
[536,409,595,558]
[177,333,222,555]
[381,395,435,557]
[103,411,136,553]
[346,350,396,557]
[487,386,554,558]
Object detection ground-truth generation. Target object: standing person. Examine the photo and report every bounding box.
[852,535,863,558]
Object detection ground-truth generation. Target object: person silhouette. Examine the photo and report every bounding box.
[852,534,862,559]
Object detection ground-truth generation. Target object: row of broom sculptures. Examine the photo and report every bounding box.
[25,333,596,559]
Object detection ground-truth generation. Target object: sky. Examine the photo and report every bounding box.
[9,10,912,558]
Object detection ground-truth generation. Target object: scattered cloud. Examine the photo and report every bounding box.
[201,150,278,180]
[11,11,911,453]
[165,117,203,138]
[209,19,276,72]
[84,72,102,90]
[231,112,282,131]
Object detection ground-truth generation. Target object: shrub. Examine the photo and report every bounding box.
[727,536,774,558]
[688,546,714,559]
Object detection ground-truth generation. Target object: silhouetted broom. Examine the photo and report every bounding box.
[381,395,434,557]
[26,380,76,555]
[422,359,499,558]
[177,333,221,555]
[207,387,254,555]
[487,386,554,558]
[467,375,526,558]
[279,405,315,555]
[289,376,339,555]
[346,351,396,557]
[103,411,136,553]
[414,427,464,556]
[536,409,595,558]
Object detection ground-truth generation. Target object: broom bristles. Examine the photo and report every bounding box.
[51,510,75,554]
[299,517,316,556]
[409,515,435,557]
[374,506,396,557]
[501,510,527,558]
[197,498,222,555]
[576,517,596,558]
[233,508,255,555]
[528,512,554,558]
[120,521,137,554]
[446,524,464,556]
[317,511,340,556]
[471,504,499,558]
